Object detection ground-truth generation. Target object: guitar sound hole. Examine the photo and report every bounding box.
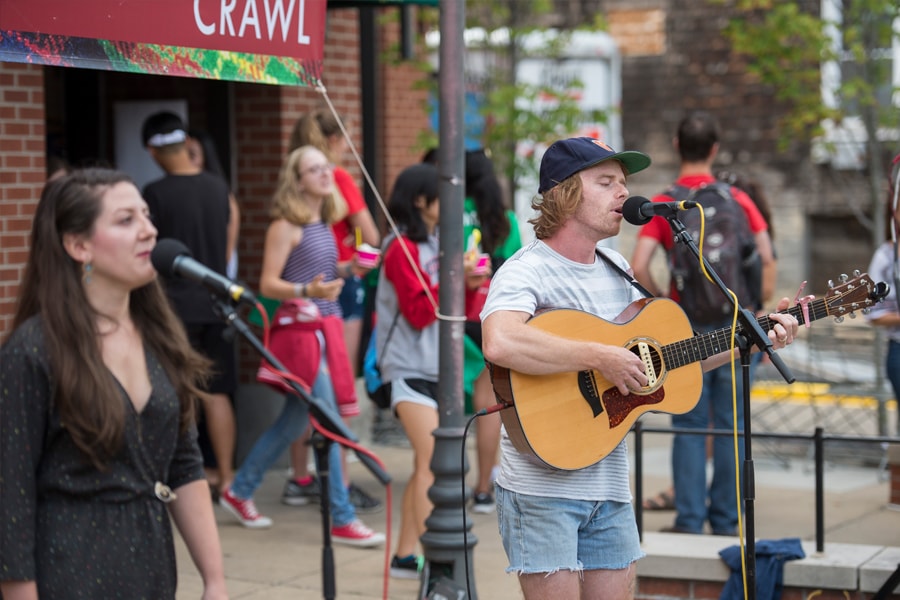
[628,343,663,386]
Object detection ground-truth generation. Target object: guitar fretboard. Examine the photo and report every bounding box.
[661,297,830,369]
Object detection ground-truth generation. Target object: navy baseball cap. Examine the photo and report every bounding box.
[538,137,651,193]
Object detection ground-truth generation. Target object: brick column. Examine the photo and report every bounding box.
[0,62,45,337]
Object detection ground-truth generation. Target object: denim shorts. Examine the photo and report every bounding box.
[338,275,364,320]
[496,486,644,574]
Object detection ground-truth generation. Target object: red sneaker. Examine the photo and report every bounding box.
[219,488,273,529]
[331,519,385,548]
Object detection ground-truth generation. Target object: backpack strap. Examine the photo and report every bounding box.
[595,248,654,299]
[667,181,733,204]
[376,310,401,372]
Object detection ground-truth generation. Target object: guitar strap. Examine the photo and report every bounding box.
[595,248,655,299]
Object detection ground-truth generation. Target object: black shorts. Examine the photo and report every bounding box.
[186,323,237,396]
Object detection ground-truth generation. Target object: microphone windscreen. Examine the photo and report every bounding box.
[622,196,651,226]
[151,238,192,276]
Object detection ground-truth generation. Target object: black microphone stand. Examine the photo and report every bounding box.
[211,296,391,600]
[664,215,795,600]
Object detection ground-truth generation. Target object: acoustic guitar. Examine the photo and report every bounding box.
[488,272,889,471]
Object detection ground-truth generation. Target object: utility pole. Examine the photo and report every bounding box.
[419,0,478,598]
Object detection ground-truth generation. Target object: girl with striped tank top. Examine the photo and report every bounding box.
[219,146,384,547]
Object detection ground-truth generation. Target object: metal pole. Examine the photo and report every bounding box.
[419,0,477,597]
[815,427,825,553]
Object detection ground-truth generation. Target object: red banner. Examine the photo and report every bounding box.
[0,0,326,61]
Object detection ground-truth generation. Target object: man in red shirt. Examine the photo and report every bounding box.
[630,111,776,536]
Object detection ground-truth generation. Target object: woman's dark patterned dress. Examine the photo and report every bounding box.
[0,316,204,599]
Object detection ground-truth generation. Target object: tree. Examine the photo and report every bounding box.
[720,0,899,433]
[720,0,899,237]
[404,0,611,200]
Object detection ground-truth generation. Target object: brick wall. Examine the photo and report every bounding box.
[378,9,432,196]
[0,62,45,336]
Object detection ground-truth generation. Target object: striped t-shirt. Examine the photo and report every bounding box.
[480,240,643,502]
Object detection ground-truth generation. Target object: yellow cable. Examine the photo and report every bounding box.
[695,205,748,598]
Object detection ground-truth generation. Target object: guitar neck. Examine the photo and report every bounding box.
[662,298,829,369]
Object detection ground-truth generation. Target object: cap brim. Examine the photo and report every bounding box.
[597,151,651,176]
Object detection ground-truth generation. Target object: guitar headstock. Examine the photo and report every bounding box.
[825,271,890,321]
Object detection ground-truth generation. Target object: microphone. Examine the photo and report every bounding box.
[151,238,256,307]
[622,196,697,226]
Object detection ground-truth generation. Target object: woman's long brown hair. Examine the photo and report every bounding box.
[8,168,211,469]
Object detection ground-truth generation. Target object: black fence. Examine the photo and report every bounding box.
[632,422,899,553]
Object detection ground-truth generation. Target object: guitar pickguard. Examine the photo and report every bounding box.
[602,387,665,427]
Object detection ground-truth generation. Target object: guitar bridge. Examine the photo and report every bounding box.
[577,370,605,418]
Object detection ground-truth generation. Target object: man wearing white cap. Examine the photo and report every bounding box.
[142,111,238,501]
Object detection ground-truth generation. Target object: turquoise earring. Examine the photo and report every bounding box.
[83,262,92,284]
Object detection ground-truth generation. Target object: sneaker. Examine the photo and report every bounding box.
[472,492,495,514]
[219,488,273,529]
[348,483,383,513]
[331,519,385,548]
[282,475,320,506]
[390,554,424,580]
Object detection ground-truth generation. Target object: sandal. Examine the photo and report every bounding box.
[642,488,675,511]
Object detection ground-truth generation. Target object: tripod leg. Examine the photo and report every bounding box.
[311,431,336,600]
[740,339,757,600]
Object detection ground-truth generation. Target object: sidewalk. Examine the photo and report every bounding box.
[174,402,898,599]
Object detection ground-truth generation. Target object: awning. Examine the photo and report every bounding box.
[329,0,437,6]
[0,0,328,85]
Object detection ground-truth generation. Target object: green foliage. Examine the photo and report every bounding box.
[407,0,612,190]
[720,0,899,152]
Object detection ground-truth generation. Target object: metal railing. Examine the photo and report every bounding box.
[632,422,899,553]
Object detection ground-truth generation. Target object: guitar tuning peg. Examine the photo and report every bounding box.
[828,279,835,289]
[839,273,849,283]
[834,315,845,323]
[848,311,857,319]
[853,269,861,278]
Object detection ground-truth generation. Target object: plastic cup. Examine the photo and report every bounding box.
[356,244,381,269]
[472,253,490,275]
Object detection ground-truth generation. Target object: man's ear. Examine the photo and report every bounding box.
[62,232,91,265]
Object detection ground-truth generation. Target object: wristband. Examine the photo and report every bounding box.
[294,282,305,298]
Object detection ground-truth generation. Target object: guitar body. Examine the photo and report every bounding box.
[495,298,702,471]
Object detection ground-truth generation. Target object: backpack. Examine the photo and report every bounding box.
[362,311,399,410]
[667,182,762,324]
[360,237,402,410]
